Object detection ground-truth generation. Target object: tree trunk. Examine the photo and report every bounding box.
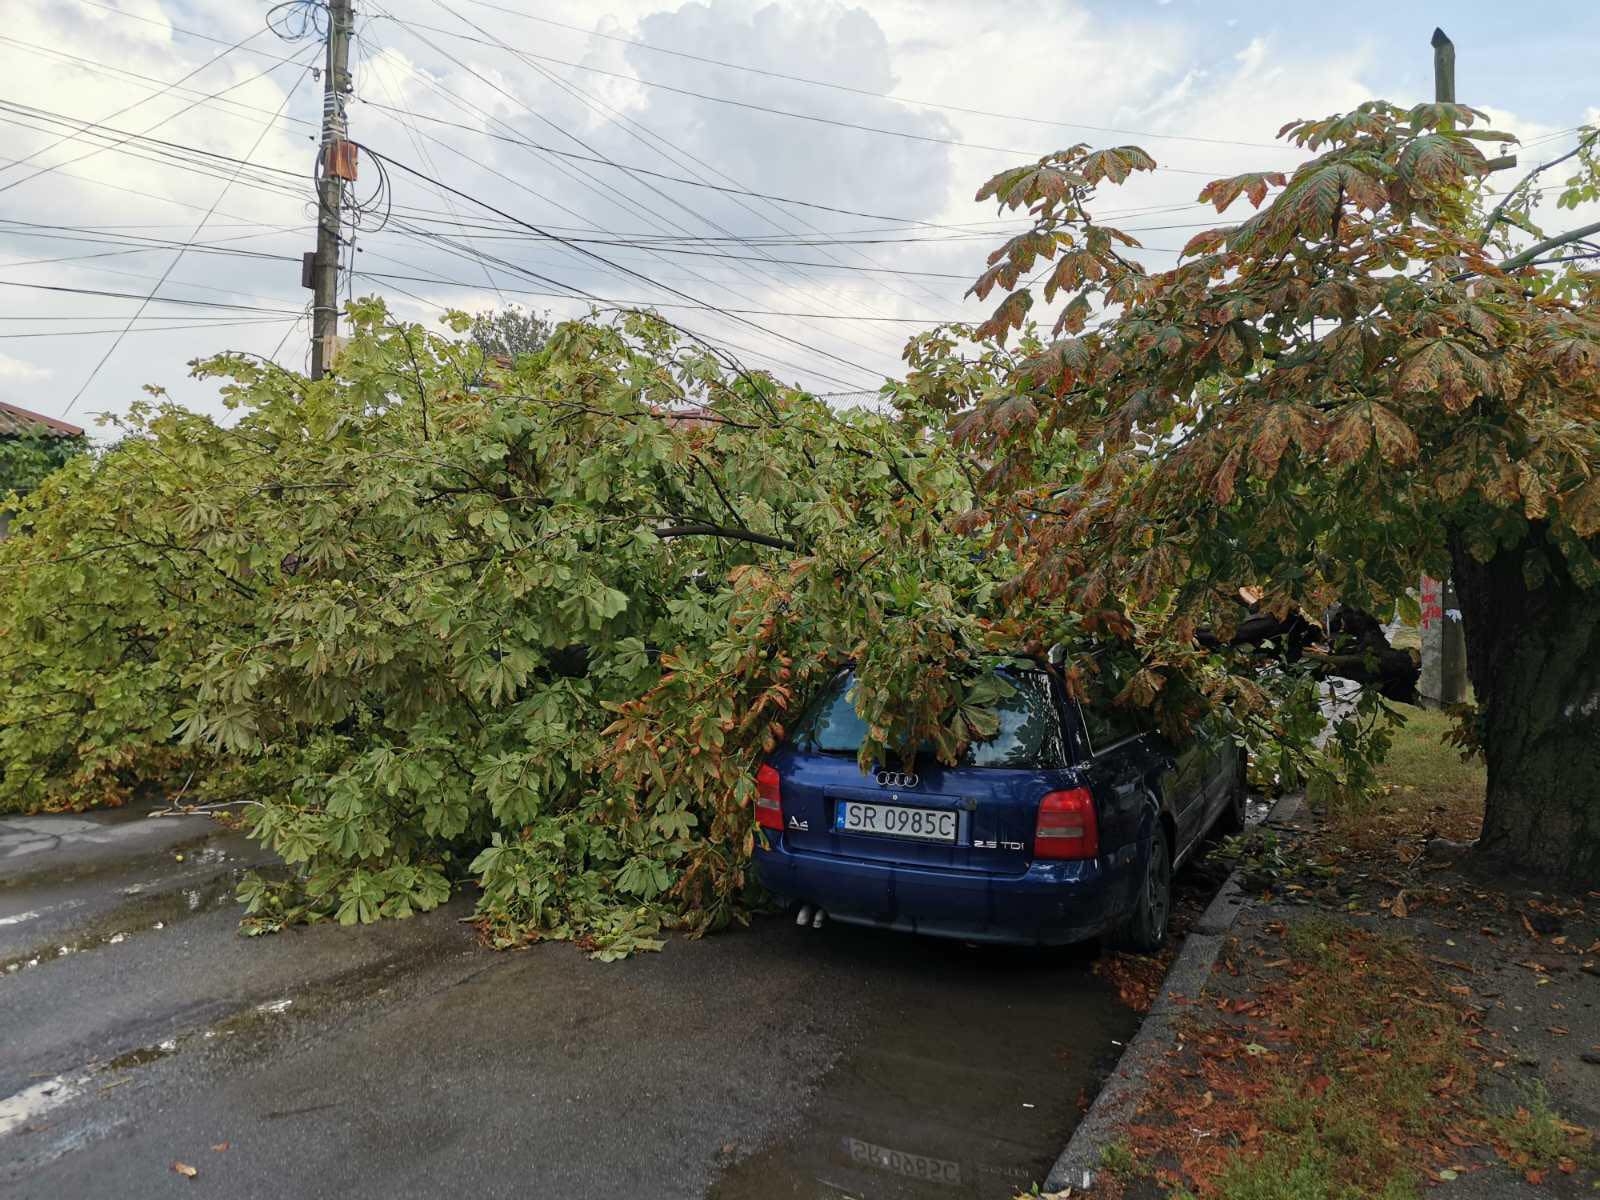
[1450,528,1600,886]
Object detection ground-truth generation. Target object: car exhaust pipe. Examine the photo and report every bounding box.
[795,903,814,927]
[811,907,826,930]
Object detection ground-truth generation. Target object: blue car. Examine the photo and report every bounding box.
[753,662,1246,951]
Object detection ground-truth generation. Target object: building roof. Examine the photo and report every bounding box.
[0,402,84,439]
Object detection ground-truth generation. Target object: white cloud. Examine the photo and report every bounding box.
[0,354,53,383]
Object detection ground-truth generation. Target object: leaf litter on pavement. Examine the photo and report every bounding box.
[1074,754,1597,1198]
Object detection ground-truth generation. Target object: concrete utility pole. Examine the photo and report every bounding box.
[308,0,356,379]
[1419,27,1470,706]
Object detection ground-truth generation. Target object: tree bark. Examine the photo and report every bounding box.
[1450,527,1600,886]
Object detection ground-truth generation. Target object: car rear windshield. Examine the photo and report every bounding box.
[791,670,1064,769]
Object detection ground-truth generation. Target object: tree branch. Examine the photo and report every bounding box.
[653,523,796,552]
[1500,218,1600,271]
[1478,130,1598,247]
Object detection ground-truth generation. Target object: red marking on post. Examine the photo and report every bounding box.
[1420,576,1443,630]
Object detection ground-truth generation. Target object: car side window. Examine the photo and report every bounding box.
[1078,702,1146,755]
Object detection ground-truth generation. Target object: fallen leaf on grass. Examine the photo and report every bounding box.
[171,1162,198,1180]
[1524,1168,1546,1185]
[1390,891,1409,918]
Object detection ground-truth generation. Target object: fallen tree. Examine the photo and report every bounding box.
[0,303,1353,951]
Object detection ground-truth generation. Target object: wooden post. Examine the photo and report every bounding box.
[1431,27,1455,104]
[1417,33,1470,707]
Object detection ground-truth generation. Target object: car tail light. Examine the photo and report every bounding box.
[1034,788,1098,859]
[755,763,783,831]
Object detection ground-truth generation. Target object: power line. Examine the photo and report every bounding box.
[0,103,306,200]
[373,10,1260,174]
[357,145,890,382]
[0,312,295,321]
[405,0,962,333]
[364,12,922,362]
[454,0,1293,152]
[0,42,316,198]
[356,36,505,306]
[402,0,1074,334]
[355,97,998,230]
[352,265,964,321]
[0,27,273,181]
[22,15,1233,238]
[1,220,996,309]
[369,266,872,393]
[39,0,982,247]
[0,34,317,135]
[60,0,1265,177]
[0,280,303,314]
[387,223,977,278]
[0,317,297,339]
[63,62,316,413]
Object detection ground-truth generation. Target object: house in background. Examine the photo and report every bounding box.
[0,402,86,538]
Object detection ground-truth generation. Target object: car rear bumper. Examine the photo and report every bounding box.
[754,839,1135,946]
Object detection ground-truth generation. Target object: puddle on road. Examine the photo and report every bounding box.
[708,925,1137,1200]
[0,869,265,976]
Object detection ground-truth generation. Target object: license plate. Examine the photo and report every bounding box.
[835,800,957,843]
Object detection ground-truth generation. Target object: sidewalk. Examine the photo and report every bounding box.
[1068,713,1598,1199]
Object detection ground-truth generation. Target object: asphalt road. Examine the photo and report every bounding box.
[0,807,1142,1200]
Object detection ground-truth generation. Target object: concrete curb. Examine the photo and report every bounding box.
[1042,792,1304,1194]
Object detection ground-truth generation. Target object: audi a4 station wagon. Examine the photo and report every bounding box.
[753,662,1246,951]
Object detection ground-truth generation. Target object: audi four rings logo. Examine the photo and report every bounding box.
[875,770,919,789]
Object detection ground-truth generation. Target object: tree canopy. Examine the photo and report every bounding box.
[953,102,1600,880]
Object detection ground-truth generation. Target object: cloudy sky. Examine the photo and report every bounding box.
[3,0,1597,433]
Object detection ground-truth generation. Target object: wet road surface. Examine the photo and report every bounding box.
[0,807,1153,1199]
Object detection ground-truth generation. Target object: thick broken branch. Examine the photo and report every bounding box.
[1500,218,1600,272]
[653,523,796,552]
[1478,130,1597,247]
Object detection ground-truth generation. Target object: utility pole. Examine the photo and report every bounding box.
[1418,27,1472,707]
[307,0,356,379]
